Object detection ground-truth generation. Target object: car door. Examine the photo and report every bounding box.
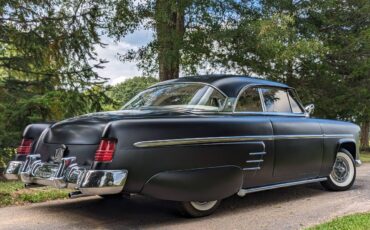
[233,87,275,188]
[259,87,323,181]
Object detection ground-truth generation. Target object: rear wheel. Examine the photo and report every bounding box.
[178,200,221,217]
[321,149,356,191]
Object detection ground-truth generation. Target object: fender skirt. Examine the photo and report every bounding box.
[141,166,243,202]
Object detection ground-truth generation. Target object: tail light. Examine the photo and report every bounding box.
[94,139,116,162]
[17,138,33,155]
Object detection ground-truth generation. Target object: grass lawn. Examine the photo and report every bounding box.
[0,180,70,207]
[311,151,370,229]
[360,151,370,163]
[309,213,370,230]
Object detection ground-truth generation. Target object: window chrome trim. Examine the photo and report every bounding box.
[233,84,261,113]
[232,111,307,117]
[149,82,228,99]
[287,89,305,114]
[123,82,229,112]
[232,84,307,117]
[134,134,354,148]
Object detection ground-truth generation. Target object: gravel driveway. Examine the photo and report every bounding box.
[1,164,370,230]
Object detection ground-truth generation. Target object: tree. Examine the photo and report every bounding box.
[210,0,369,148]
[0,0,111,165]
[305,0,370,148]
[109,0,257,81]
[108,76,158,109]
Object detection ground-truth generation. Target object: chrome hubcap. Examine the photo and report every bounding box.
[332,156,349,183]
[190,200,218,211]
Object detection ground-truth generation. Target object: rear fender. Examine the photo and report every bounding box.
[141,166,243,202]
[16,123,54,161]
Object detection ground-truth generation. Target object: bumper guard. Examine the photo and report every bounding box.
[4,155,127,196]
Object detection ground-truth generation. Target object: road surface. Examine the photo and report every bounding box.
[1,164,370,230]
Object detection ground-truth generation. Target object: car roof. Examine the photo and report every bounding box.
[154,74,290,97]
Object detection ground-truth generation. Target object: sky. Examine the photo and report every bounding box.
[95,29,153,85]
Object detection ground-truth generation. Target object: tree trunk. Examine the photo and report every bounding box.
[360,121,369,149]
[155,0,185,81]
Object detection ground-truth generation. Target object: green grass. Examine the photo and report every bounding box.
[309,213,370,230]
[360,151,370,163]
[0,180,69,207]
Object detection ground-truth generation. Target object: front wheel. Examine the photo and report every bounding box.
[321,149,356,191]
[178,200,221,217]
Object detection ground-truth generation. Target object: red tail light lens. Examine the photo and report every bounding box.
[94,139,116,162]
[17,138,33,155]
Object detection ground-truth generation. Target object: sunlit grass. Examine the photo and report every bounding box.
[309,213,370,230]
[0,180,69,207]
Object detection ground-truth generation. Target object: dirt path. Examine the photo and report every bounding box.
[1,164,370,230]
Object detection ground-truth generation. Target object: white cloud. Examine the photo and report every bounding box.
[94,29,153,85]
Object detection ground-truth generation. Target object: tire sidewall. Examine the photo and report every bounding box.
[180,200,221,217]
[326,149,356,191]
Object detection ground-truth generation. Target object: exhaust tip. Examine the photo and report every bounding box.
[69,191,84,199]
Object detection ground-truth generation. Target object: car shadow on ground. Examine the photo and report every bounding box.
[32,182,347,229]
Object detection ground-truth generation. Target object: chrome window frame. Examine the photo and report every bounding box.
[232,84,307,117]
[123,82,229,112]
[233,86,264,113]
[287,89,305,114]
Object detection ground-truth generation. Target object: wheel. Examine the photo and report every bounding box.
[321,149,356,191]
[178,200,221,217]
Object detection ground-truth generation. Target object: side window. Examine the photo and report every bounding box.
[235,88,263,112]
[260,88,292,113]
[288,90,304,113]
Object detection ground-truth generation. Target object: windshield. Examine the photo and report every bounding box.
[122,83,227,112]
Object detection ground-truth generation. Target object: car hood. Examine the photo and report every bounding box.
[44,110,198,145]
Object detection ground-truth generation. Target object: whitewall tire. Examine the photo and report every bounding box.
[321,149,356,191]
[179,200,221,217]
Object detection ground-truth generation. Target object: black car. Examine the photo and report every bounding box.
[4,75,361,217]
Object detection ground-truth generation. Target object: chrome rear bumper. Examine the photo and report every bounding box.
[4,155,127,196]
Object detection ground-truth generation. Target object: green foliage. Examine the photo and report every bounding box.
[360,152,370,163]
[309,212,370,230]
[0,180,69,207]
[0,0,113,164]
[0,0,368,160]
[211,0,369,144]
[108,76,158,109]
[110,0,257,80]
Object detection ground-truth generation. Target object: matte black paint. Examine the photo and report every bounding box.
[21,75,361,201]
[141,166,243,201]
[15,123,53,161]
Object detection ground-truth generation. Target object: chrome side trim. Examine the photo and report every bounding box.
[246,159,264,163]
[243,167,261,171]
[237,177,327,197]
[249,151,267,156]
[134,136,274,148]
[134,134,354,148]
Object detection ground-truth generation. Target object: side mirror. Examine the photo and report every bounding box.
[305,104,315,116]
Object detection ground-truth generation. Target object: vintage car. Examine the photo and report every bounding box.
[4,75,361,217]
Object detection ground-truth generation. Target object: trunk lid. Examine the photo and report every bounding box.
[44,110,197,145]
